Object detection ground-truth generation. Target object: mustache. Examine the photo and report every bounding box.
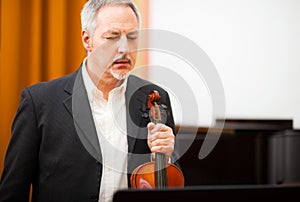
[112,55,132,65]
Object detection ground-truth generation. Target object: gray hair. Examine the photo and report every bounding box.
[81,0,141,36]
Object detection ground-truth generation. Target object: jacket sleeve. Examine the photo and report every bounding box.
[0,88,41,202]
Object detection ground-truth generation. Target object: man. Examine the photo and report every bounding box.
[0,0,178,202]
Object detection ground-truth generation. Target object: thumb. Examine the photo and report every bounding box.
[147,122,155,149]
[147,122,155,131]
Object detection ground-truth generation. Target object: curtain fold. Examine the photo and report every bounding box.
[0,0,149,175]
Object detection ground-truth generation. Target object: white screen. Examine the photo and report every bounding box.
[148,0,300,129]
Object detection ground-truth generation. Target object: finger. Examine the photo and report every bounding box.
[150,145,174,158]
[149,124,172,135]
[150,137,174,147]
[147,122,156,148]
[149,131,174,142]
[150,145,164,153]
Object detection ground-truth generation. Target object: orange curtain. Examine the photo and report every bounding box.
[0,0,149,175]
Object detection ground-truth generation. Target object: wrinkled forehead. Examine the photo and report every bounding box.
[95,5,139,32]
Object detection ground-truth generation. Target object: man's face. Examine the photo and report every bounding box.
[83,5,139,81]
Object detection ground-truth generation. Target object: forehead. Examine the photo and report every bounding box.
[96,5,139,31]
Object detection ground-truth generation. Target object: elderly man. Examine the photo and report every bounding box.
[0,0,178,202]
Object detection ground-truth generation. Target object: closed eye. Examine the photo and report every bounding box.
[127,35,138,40]
[105,36,120,40]
[127,31,138,40]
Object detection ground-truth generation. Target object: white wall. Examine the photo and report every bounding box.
[147,0,300,129]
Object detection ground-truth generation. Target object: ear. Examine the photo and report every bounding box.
[82,30,92,52]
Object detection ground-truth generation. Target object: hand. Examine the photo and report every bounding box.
[147,122,175,162]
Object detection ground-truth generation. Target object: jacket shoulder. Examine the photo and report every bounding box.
[24,70,78,96]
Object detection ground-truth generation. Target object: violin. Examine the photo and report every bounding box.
[130,90,184,189]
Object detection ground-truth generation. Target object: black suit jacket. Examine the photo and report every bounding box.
[0,67,176,202]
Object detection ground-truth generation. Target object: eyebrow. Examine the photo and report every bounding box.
[127,31,138,35]
[103,30,138,35]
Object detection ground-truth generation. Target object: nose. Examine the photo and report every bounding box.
[117,34,129,54]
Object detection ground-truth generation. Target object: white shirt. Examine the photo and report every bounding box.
[82,59,128,202]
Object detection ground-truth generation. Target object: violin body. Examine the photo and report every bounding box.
[130,161,185,189]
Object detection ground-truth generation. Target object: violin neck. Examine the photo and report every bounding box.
[155,152,168,188]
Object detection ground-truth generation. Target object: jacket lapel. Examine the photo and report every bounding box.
[62,72,152,163]
[63,68,102,163]
[125,75,152,154]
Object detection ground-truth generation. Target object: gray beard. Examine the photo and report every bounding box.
[110,69,127,81]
